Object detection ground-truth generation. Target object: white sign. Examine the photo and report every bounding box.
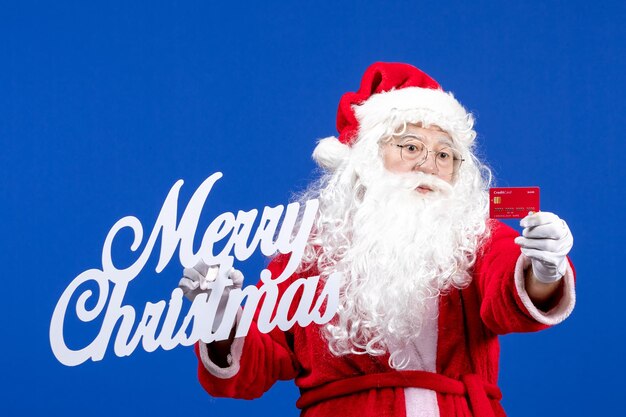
[50,172,341,366]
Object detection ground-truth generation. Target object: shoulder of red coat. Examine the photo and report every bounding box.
[265,252,320,283]
[487,218,520,239]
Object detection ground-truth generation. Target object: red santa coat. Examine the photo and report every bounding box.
[194,221,576,417]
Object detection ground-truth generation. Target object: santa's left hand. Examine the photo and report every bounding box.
[514,211,573,283]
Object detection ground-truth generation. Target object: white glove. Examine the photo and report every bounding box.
[514,211,573,283]
[178,259,244,331]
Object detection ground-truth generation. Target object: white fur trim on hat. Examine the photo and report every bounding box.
[312,136,351,171]
[354,87,476,147]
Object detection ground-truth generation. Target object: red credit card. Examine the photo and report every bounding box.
[489,187,540,219]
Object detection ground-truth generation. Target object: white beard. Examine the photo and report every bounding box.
[309,166,489,369]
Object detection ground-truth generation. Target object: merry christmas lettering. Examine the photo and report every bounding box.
[49,172,341,366]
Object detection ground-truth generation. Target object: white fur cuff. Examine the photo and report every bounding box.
[514,254,576,325]
[198,309,245,379]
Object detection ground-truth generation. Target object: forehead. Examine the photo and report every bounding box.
[401,124,453,145]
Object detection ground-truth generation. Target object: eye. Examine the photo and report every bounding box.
[437,151,450,160]
[402,141,424,154]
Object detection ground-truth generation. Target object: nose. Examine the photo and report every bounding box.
[415,152,438,175]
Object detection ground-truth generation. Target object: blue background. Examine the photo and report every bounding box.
[1,1,624,415]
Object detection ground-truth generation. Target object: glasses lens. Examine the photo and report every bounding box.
[399,139,426,162]
[435,148,463,175]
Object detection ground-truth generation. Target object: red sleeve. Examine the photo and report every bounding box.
[473,220,576,335]
[195,255,301,399]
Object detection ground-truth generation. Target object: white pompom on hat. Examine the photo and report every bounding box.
[312,136,351,171]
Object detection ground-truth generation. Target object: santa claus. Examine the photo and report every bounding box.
[179,62,576,417]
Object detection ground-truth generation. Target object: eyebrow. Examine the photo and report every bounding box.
[437,137,455,148]
[400,134,456,148]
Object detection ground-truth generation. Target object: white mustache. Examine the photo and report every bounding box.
[387,172,453,195]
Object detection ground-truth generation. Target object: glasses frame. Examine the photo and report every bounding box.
[392,134,465,177]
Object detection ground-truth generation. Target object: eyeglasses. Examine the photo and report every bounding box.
[392,134,465,177]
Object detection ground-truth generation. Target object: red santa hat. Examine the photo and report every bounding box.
[313,62,476,171]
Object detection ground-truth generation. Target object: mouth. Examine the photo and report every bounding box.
[415,185,434,194]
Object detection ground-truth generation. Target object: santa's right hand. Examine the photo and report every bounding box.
[178,259,244,302]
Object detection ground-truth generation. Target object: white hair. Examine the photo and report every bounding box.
[298,115,493,369]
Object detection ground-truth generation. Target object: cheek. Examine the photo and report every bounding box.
[382,148,410,173]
